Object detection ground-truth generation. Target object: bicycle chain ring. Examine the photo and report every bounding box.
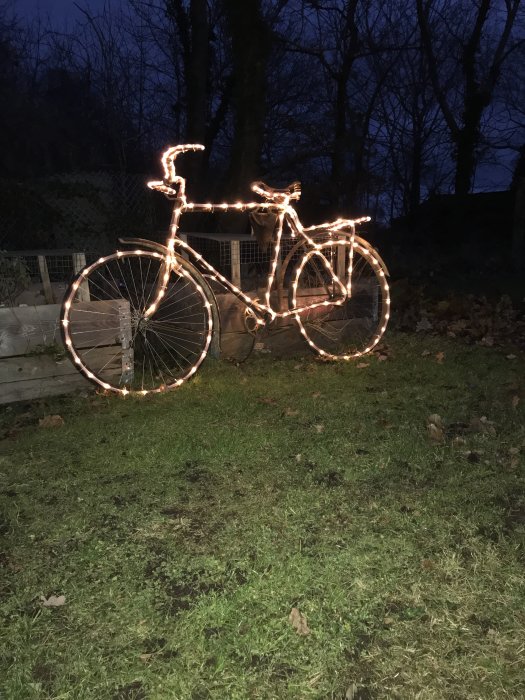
[244,307,261,335]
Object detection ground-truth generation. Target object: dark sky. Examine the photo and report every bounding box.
[17,0,109,23]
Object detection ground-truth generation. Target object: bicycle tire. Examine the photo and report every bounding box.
[61,250,213,394]
[289,239,390,359]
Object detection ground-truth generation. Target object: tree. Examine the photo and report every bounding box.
[223,0,271,196]
[416,0,523,195]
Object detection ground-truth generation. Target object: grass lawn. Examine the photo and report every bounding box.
[1,332,524,699]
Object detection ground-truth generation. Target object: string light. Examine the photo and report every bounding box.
[63,144,389,395]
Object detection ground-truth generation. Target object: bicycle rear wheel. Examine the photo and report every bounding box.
[290,240,390,359]
[61,251,213,394]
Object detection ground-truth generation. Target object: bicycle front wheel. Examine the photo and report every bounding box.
[61,251,213,394]
[290,240,390,359]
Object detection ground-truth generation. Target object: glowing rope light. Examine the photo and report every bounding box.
[62,144,389,396]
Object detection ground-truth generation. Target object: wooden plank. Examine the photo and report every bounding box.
[219,333,255,360]
[37,255,55,304]
[0,373,93,404]
[59,300,128,350]
[0,301,129,358]
[0,345,125,404]
[0,346,122,384]
[217,294,248,333]
[72,252,90,302]
[0,305,62,358]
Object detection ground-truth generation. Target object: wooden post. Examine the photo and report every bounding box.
[117,299,133,383]
[37,255,54,304]
[230,240,241,288]
[72,253,90,302]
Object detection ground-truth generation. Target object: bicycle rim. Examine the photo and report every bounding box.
[291,241,390,359]
[61,251,213,394]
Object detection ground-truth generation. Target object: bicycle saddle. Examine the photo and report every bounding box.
[251,180,301,201]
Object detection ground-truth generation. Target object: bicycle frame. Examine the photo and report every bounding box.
[61,144,390,397]
[145,187,371,325]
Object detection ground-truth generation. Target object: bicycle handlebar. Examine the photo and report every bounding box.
[160,143,205,184]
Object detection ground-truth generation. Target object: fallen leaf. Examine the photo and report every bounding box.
[421,350,431,357]
[311,392,322,399]
[383,617,394,626]
[452,436,466,447]
[480,335,494,347]
[435,351,445,364]
[427,414,444,442]
[313,424,325,433]
[479,416,497,436]
[421,558,435,570]
[509,455,519,470]
[295,454,302,463]
[38,415,64,429]
[283,407,299,417]
[356,362,370,369]
[428,423,444,441]
[377,354,388,362]
[40,594,66,607]
[139,653,153,663]
[289,607,311,635]
[428,413,443,428]
[512,396,520,409]
[506,354,517,360]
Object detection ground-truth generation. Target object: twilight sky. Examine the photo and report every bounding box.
[16,0,110,23]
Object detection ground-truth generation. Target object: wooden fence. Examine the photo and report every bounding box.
[0,243,306,403]
[0,302,131,404]
[0,295,304,404]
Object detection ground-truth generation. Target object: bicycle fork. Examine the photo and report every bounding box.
[144,206,184,318]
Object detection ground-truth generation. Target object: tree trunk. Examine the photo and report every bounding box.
[184,0,209,192]
[408,135,422,225]
[223,0,270,197]
[186,0,209,145]
[331,71,348,207]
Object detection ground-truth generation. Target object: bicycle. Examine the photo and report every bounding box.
[61,144,390,395]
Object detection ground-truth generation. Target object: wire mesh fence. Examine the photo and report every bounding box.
[186,233,309,290]
[0,230,336,306]
[0,250,102,307]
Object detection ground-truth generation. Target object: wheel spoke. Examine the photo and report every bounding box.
[291,241,389,359]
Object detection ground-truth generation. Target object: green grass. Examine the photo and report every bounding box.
[1,332,524,699]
